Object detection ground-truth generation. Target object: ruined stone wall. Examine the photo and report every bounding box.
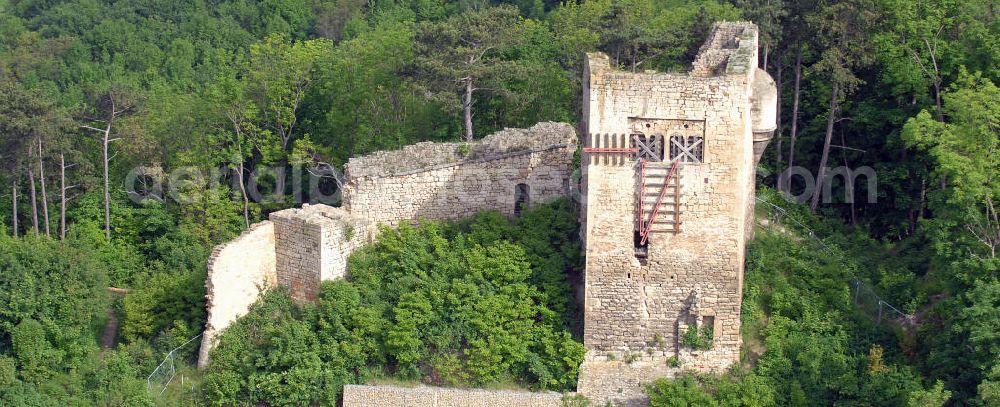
[577,358,677,407]
[343,122,577,226]
[342,384,564,407]
[198,21,776,405]
[197,221,277,367]
[691,22,758,77]
[271,205,374,302]
[199,123,578,367]
[578,22,773,405]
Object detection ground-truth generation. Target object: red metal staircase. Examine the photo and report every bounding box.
[583,133,683,251]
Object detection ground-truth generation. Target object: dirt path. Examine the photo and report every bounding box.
[100,287,130,353]
[101,307,119,350]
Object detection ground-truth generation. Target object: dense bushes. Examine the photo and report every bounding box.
[203,199,585,405]
[645,193,951,407]
[0,235,107,372]
[646,373,775,407]
[0,194,217,405]
[0,235,155,405]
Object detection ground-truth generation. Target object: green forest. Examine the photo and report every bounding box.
[0,0,997,406]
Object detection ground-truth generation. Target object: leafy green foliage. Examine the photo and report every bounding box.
[0,235,154,405]
[648,209,948,406]
[646,373,775,407]
[900,71,1000,403]
[0,236,107,357]
[204,200,585,405]
[680,323,713,351]
[0,0,997,404]
[550,0,741,72]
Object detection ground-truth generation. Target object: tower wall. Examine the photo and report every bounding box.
[578,22,774,406]
[271,204,374,302]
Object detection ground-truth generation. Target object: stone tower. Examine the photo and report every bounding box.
[576,22,776,406]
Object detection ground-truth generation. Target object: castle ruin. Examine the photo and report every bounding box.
[197,22,775,407]
[197,122,578,366]
[576,21,776,405]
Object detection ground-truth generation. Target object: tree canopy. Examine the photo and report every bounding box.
[0,0,997,405]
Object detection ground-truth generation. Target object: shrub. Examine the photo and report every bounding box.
[204,200,585,405]
[680,323,713,351]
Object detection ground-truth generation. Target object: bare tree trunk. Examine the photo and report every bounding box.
[910,177,926,235]
[631,45,638,72]
[227,112,252,229]
[788,47,803,172]
[237,161,250,229]
[11,179,17,238]
[840,130,856,225]
[463,79,474,142]
[918,177,927,222]
[37,139,49,237]
[926,39,944,121]
[811,83,839,212]
[81,91,126,240]
[27,159,38,236]
[59,153,67,240]
[933,83,943,120]
[774,47,784,172]
[103,123,111,240]
[762,44,769,71]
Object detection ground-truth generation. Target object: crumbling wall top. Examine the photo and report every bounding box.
[345,122,577,179]
[585,22,759,82]
[691,22,758,77]
[270,203,369,233]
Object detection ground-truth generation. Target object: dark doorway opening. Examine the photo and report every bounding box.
[634,229,648,264]
[514,183,529,216]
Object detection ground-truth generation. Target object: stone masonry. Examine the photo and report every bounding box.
[271,204,375,301]
[198,22,776,406]
[576,22,775,406]
[343,122,577,225]
[342,384,564,407]
[197,221,276,367]
[197,122,578,367]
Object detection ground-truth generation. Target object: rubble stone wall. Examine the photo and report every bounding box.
[341,384,564,407]
[343,122,578,226]
[197,221,277,367]
[271,205,374,302]
[198,123,578,367]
